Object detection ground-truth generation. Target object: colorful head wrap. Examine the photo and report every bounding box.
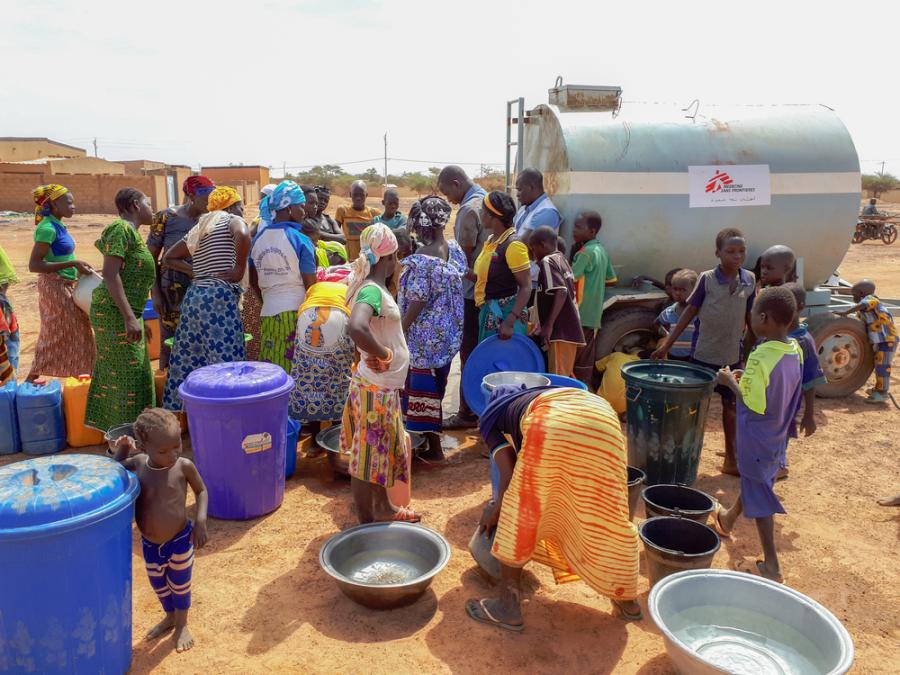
[346,223,398,306]
[482,193,504,217]
[32,184,69,224]
[259,180,306,224]
[318,240,348,263]
[183,175,216,196]
[207,186,242,212]
[408,195,451,231]
[261,183,277,197]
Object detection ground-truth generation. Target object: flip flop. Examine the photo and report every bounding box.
[711,502,733,538]
[612,599,643,621]
[733,558,784,584]
[465,599,524,632]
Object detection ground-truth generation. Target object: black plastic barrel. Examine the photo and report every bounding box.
[627,466,646,520]
[622,360,716,486]
[639,516,721,586]
[641,484,715,523]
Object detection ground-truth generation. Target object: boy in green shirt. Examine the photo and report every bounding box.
[571,211,617,387]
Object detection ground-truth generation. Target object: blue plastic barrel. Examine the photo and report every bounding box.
[285,418,300,479]
[0,454,140,673]
[0,381,19,455]
[17,380,66,455]
[180,362,293,520]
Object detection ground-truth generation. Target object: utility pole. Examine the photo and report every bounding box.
[383,133,388,186]
[881,161,885,177]
[283,161,287,178]
[93,138,98,157]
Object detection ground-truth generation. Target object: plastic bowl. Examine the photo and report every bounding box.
[320,522,450,609]
[648,569,854,675]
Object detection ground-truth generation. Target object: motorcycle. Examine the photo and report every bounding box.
[853,216,898,245]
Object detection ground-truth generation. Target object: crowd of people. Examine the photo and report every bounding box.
[1,165,897,645]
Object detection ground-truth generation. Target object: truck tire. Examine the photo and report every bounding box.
[806,314,874,398]
[594,307,660,360]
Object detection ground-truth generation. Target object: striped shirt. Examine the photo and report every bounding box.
[192,216,236,279]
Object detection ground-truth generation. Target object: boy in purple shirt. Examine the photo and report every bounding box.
[712,287,803,583]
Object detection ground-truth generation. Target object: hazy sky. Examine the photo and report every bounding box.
[4,0,898,178]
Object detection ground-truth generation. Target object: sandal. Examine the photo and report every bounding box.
[465,599,524,632]
[612,599,643,621]
[733,558,784,584]
[711,502,733,538]
[389,506,422,523]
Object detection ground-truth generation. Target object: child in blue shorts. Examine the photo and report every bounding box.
[712,287,803,583]
[114,408,209,653]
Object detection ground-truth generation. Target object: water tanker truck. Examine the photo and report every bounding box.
[507,80,895,397]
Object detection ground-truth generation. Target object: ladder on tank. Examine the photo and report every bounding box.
[505,98,526,195]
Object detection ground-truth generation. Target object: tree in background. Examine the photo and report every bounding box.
[356,167,382,183]
[477,164,505,192]
[862,173,899,198]
[291,164,347,188]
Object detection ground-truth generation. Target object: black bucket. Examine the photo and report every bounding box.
[627,466,646,520]
[639,516,721,586]
[641,484,714,523]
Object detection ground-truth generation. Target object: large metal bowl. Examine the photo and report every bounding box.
[649,569,854,674]
[317,425,426,476]
[320,522,451,609]
[482,371,550,394]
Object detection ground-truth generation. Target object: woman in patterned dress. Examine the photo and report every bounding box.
[85,189,157,430]
[162,187,251,410]
[398,196,465,460]
[27,184,96,380]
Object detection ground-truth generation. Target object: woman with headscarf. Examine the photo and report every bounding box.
[250,180,317,372]
[147,175,215,369]
[471,191,532,343]
[398,196,466,459]
[342,224,421,523]
[85,188,157,430]
[27,184,96,380]
[161,186,251,410]
[466,385,641,632]
[288,281,354,444]
[0,245,19,385]
[242,183,277,360]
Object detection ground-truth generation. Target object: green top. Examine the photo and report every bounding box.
[572,239,617,329]
[34,215,78,281]
[92,219,156,315]
[356,284,382,315]
[739,339,803,414]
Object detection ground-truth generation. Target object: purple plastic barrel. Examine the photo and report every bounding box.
[179,362,293,520]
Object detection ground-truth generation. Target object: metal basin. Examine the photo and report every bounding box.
[482,371,550,395]
[320,522,451,609]
[649,569,854,675]
[317,425,426,476]
[104,423,134,456]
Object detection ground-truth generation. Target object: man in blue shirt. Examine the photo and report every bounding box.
[514,168,561,241]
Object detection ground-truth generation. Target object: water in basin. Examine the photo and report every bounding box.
[342,549,429,585]
[668,605,829,675]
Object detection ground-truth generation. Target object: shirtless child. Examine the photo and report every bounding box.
[114,408,209,653]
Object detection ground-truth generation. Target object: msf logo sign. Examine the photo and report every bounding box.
[705,170,733,193]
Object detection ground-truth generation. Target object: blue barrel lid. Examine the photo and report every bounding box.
[621,360,716,388]
[462,335,545,416]
[143,298,159,320]
[0,455,137,532]
[179,361,293,403]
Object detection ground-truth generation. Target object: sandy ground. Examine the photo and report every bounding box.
[1,209,898,674]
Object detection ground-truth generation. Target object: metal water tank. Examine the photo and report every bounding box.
[520,100,860,288]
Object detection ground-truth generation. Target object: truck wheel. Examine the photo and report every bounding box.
[594,307,660,360]
[807,314,874,398]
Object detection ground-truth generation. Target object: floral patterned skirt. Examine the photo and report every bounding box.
[340,374,409,487]
[163,282,245,411]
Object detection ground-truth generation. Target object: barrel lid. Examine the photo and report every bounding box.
[0,455,134,530]
[621,360,716,387]
[179,361,293,401]
[462,335,545,416]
